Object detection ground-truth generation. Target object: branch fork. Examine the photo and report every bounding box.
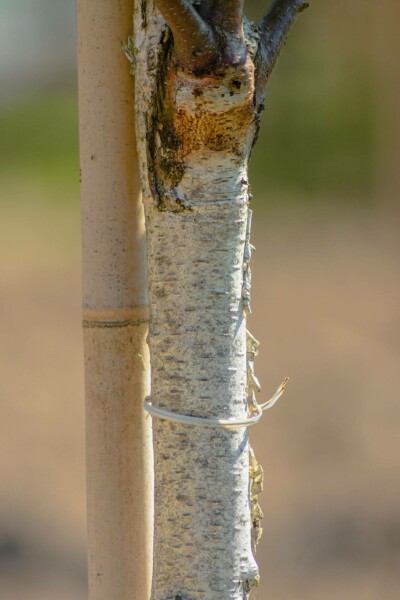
[154,0,308,81]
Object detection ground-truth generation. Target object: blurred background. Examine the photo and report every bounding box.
[0,0,399,598]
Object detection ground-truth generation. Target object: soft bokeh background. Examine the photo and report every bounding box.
[1,1,399,598]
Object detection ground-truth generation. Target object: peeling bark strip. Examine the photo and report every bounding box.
[131,1,307,598]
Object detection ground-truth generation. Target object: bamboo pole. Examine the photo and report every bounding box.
[77,2,153,599]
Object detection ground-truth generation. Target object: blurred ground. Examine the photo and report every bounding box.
[251,207,400,599]
[1,199,399,599]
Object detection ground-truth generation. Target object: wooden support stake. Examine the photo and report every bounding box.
[77,1,153,598]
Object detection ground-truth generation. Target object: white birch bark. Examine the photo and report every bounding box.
[130,1,307,597]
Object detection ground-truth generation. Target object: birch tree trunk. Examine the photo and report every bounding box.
[130,1,307,598]
[77,2,153,598]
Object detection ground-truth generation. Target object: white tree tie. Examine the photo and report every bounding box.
[144,377,289,429]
